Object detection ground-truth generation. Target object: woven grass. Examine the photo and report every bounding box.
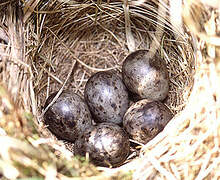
[0,0,219,179]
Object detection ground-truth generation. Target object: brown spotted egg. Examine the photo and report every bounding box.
[123,99,173,144]
[122,50,169,101]
[43,90,92,142]
[84,71,129,125]
[74,122,130,167]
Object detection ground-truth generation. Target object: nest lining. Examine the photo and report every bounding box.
[32,1,194,114]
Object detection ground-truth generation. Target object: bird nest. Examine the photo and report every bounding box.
[0,0,219,179]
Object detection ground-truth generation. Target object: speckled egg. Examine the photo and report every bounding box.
[84,71,129,125]
[123,99,173,144]
[43,90,92,142]
[74,122,130,167]
[122,50,169,101]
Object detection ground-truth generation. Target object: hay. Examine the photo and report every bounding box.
[0,0,219,179]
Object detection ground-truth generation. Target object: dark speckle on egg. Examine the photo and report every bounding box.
[74,122,130,167]
[84,71,130,125]
[122,50,169,101]
[43,90,92,142]
[123,99,173,144]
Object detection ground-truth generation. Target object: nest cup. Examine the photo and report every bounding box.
[35,0,194,161]
[1,0,219,179]
[5,0,194,168]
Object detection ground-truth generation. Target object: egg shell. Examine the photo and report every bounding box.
[122,50,169,101]
[44,90,92,142]
[84,70,130,125]
[123,99,173,144]
[74,122,130,167]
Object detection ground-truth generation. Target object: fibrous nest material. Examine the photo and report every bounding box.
[0,0,219,179]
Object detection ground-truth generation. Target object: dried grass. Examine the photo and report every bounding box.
[0,0,219,179]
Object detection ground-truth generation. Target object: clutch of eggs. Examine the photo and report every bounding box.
[43,49,172,167]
